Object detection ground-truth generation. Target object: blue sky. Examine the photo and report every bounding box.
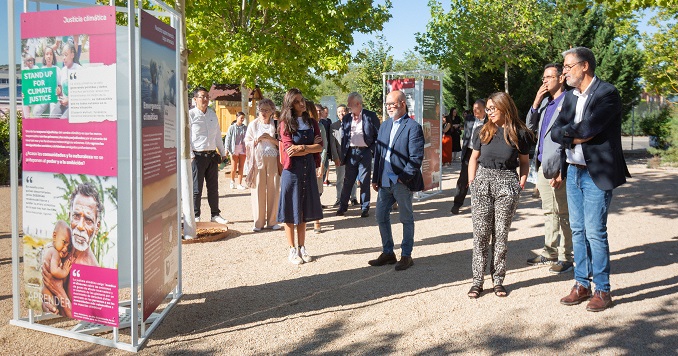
[1,0,661,64]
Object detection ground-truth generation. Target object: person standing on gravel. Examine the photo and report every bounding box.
[190,86,228,224]
[551,47,630,312]
[369,90,424,271]
[525,63,574,274]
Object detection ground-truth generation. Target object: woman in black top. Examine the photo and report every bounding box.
[466,92,533,298]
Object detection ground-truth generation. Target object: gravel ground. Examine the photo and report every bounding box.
[1,138,677,355]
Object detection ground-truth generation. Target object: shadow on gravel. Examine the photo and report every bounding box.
[153,235,542,346]
[423,298,678,354]
[612,170,678,219]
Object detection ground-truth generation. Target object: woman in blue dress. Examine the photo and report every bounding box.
[277,88,324,264]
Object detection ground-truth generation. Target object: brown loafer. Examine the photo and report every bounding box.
[560,283,592,305]
[368,252,397,266]
[394,256,414,271]
[586,290,613,312]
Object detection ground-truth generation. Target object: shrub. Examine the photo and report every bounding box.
[0,110,22,185]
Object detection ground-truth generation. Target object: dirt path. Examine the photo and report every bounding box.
[1,142,677,354]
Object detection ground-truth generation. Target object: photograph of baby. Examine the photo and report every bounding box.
[23,173,117,317]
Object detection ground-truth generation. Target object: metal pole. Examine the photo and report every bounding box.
[136,0,146,338]
[10,0,21,323]
[127,0,139,347]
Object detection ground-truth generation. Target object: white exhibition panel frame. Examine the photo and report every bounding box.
[8,0,184,352]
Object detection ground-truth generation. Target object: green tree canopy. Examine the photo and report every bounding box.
[185,0,392,94]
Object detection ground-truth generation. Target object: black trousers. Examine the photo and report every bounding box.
[192,151,221,217]
[453,148,472,207]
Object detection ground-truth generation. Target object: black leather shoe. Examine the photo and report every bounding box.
[351,199,359,206]
[450,205,461,214]
[395,256,414,271]
[360,210,369,218]
[336,210,346,216]
[368,252,397,266]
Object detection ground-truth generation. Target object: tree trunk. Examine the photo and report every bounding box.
[465,70,469,109]
[176,0,195,239]
[504,61,509,94]
[241,80,248,123]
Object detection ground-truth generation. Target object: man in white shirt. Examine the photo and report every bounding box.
[450,99,486,214]
[190,87,228,224]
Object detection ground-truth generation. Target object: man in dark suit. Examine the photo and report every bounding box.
[336,92,380,217]
[450,99,487,214]
[369,90,424,270]
[552,47,630,312]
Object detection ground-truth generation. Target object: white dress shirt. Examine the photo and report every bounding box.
[189,106,225,158]
[349,110,368,147]
[566,76,597,166]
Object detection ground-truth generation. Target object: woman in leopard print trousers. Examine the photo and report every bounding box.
[467,92,533,298]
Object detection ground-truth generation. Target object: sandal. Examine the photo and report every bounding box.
[493,285,508,297]
[467,285,483,299]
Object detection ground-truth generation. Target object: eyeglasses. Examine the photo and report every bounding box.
[384,101,402,108]
[195,95,209,100]
[563,61,584,72]
[542,75,558,81]
[484,106,498,114]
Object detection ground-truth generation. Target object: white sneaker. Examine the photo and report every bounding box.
[194,216,200,223]
[252,226,262,232]
[230,181,235,189]
[299,246,313,263]
[237,184,247,190]
[210,215,228,224]
[288,247,303,265]
[270,224,282,231]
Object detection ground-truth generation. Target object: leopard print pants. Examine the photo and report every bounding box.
[470,166,522,287]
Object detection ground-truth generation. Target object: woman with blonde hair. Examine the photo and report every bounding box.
[244,98,282,232]
[277,89,324,264]
[467,91,533,299]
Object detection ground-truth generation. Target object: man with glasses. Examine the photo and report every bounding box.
[190,86,228,225]
[329,104,358,207]
[369,90,424,270]
[336,92,380,218]
[450,99,487,214]
[551,47,630,312]
[525,63,574,274]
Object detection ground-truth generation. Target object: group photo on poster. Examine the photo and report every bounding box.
[23,173,118,317]
[21,34,89,119]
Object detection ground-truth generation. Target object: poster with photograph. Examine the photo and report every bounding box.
[21,7,119,327]
[140,10,179,322]
[387,78,415,119]
[422,79,441,191]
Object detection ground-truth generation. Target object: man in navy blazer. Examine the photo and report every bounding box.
[336,92,381,217]
[551,47,631,312]
[368,90,424,271]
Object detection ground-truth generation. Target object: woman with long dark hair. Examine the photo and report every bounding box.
[277,88,324,264]
[467,92,533,298]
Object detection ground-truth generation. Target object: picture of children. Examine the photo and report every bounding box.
[41,220,73,315]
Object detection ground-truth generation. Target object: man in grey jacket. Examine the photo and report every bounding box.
[525,63,573,274]
[330,105,357,207]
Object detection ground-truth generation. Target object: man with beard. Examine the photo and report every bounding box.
[42,182,102,317]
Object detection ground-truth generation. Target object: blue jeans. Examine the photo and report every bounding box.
[567,165,613,292]
[375,182,415,256]
[340,147,372,212]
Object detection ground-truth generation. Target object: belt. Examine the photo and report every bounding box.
[570,163,587,170]
[193,150,217,157]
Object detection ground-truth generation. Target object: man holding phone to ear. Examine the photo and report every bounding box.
[525,63,574,275]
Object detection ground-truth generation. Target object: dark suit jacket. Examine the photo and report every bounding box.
[372,115,425,192]
[340,109,380,164]
[550,78,630,191]
[460,115,486,159]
